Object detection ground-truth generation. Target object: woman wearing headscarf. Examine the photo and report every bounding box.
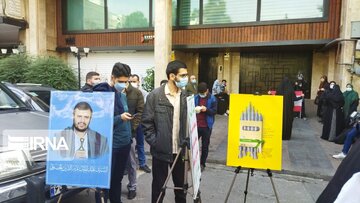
[276,77,295,140]
[343,83,359,127]
[316,75,328,121]
[321,81,345,141]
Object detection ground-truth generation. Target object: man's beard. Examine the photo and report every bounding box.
[73,123,88,132]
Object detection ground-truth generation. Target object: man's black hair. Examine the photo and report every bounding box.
[222,79,227,83]
[73,101,93,113]
[131,74,140,81]
[198,82,208,93]
[86,71,99,81]
[112,62,131,78]
[166,60,187,79]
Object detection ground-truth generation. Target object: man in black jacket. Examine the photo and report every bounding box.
[80,71,101,91]
[142,60,188,203]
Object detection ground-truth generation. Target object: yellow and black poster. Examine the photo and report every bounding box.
[226,94,283,170]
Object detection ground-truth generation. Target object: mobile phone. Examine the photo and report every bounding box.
[131,113,138,118]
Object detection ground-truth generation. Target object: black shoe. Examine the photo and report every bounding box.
[128,190,136,200]
[139,165,151,173]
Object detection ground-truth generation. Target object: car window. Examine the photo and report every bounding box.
[0,88,19,109]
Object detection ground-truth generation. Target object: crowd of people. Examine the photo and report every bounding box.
[79,60,222,203]
[74,63,360,202]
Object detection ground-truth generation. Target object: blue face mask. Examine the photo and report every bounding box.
[175,77,188,88]
[114,83,126,92]
[199,93,207,98]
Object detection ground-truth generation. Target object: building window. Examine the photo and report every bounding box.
[260,0,324,21]
[179,0,200,26]
[66,0,105,31]
[107,0,150,29]
[63,0,327,32]
[203,0,257,24]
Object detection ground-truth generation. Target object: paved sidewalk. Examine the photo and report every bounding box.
[207,114,343,179]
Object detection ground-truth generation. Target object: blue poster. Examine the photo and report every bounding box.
[46,91,114,188]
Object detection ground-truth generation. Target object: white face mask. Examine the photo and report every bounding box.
[346,87,352,91]
[330,84,335,89]
[131,82,139,89]
[92,79,101,86]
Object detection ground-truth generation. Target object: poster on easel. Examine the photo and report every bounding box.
[226,94,283,170]
[186,95,201,199]
[46,91,114,188]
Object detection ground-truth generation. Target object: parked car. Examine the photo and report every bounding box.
[4,82,49,112]
[0,82,82,202]
[15,83,56,106]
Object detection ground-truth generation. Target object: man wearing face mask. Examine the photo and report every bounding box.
[129,74,152,174]
[123,74,144,199]
[194,82,217,172]
[185,75,198,96]
[81,71,101,91]
[142,60,188,203]
[93,62,133,203]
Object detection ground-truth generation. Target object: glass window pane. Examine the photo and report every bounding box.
[203,0,257,25]
[108,0,150,29]
[66,0,105,31]
[179,0,199,26]
[261,0,324,21]
[152,0,177,27]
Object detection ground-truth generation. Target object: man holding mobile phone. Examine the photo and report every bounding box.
[123,74,144,200]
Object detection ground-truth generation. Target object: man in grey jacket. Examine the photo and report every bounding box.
[142,60,188,203]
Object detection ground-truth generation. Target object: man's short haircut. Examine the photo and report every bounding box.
[198,82,208,93]
[222,79,227,83]
[166,60,187,79]
[112,62,131,78]
[73,101,93,113]
[160,80,168,85]
[86,71,100,81]
[131,74,140,81]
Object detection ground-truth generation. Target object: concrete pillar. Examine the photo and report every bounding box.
[26,0,47,55]
[338,0,360,89]
[230,53,240,94]
[327,49,336,82]
[154,0,172,88]
[311,51,328,99]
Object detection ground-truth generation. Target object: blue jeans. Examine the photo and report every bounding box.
[343,128,360,154]
[136,126,146,167]
[95,144,131,203]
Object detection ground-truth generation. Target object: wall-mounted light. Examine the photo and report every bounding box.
[12,49,20,54]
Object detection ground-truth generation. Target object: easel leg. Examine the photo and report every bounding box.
[183,148,189,195]
[224,166,241,203]
[267,169,280,203]
[243,168,253,203]
[156,147,184,203]
[57,194,63,203]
